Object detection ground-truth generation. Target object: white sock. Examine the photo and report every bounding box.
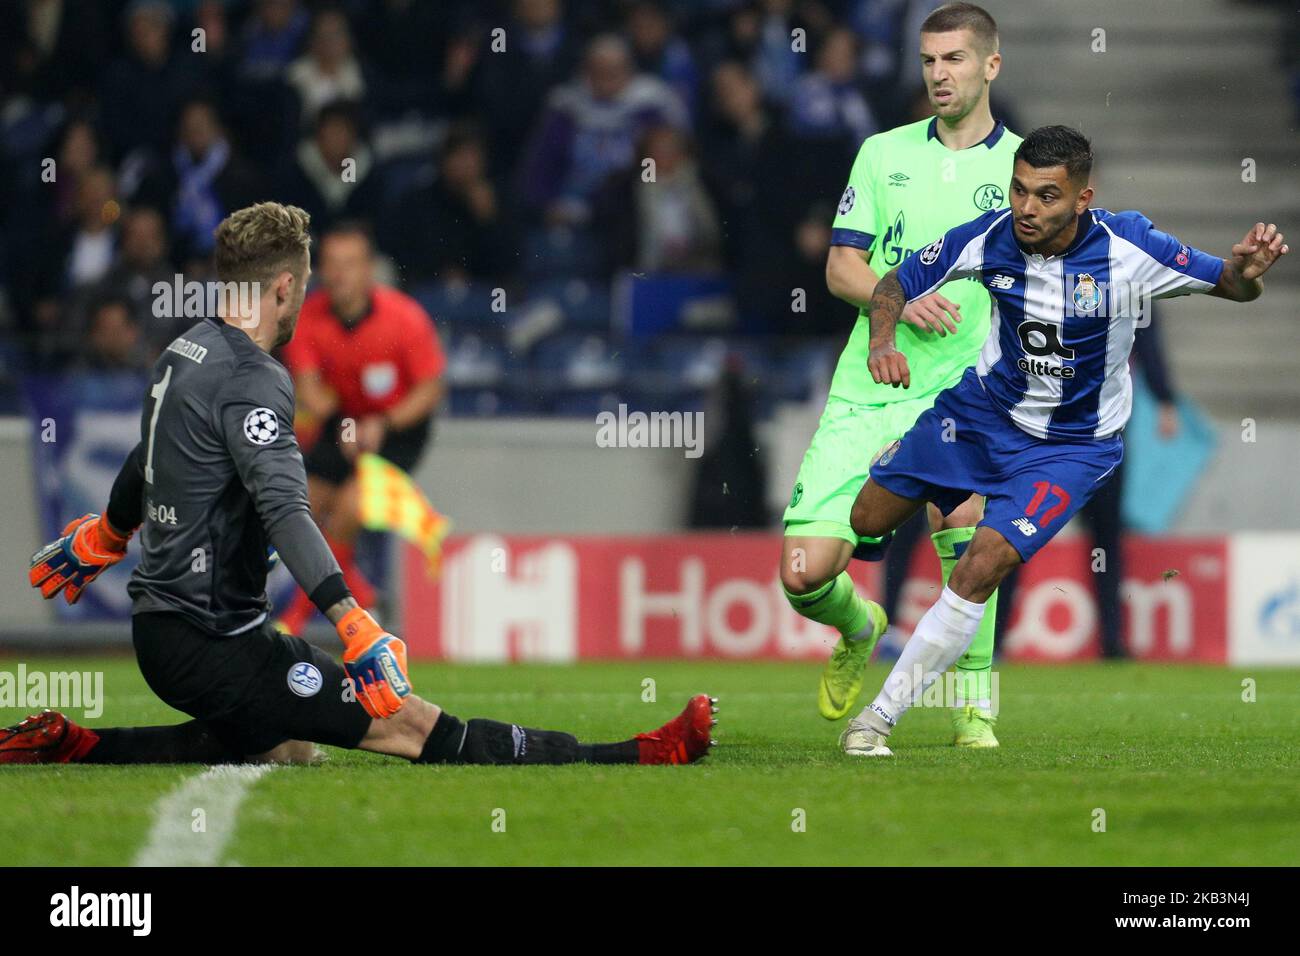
[859,586,986,733]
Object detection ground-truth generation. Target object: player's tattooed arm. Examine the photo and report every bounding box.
[1210,222,1288,301]
[867,269,911,389]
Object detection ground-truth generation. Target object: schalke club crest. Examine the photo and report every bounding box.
[973,183,1004,210]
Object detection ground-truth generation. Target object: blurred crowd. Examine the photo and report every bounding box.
[0,0,1022,407]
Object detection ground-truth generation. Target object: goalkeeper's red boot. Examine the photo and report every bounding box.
[0,710,99,764]
[635,694,717,765]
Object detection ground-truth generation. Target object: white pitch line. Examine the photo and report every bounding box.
[133,764,275,867]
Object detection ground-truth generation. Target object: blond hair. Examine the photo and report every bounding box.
[213,202,312,286]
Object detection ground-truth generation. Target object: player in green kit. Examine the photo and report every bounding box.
[779,3,1019,746]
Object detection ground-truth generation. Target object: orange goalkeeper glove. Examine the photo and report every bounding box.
[338,607,412,719]
[29,513,132,605]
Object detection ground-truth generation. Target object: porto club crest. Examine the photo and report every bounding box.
[1072,273,1102,314]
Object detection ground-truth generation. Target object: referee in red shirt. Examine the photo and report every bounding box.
[276,222,445,634]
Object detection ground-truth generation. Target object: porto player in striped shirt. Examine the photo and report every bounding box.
[838,125,1288,756]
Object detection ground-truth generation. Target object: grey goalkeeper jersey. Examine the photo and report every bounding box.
[125,317,343,634]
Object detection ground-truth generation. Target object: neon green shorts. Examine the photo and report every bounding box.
[783,392,941,545]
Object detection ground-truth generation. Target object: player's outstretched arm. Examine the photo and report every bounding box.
[867,268,911,389]
[28,442,144,604]
[1210,222,1289,301]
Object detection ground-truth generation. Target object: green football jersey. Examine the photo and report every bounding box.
[828,117,1022,405]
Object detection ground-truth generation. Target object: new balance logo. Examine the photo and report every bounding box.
[988,274,1015,290]
[1011,517,1038,537]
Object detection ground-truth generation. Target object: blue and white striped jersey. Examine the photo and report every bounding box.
[895,207,1223,440]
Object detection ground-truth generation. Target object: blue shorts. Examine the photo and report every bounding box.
[870,369,1124,561]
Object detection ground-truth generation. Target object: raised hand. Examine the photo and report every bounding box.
[1232,222,1289,281]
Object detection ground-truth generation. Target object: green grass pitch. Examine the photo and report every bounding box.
[2,655,1298,866]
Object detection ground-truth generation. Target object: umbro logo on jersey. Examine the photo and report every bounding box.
[1011,517,1037,537]
[988,274,1015,289]
[888,172,910,186]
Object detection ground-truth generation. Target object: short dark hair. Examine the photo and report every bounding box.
[920,2,999,54]
[1014,125,1094,186]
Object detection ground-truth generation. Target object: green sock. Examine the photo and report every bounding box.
[931,526,997,711]
[784,571,874,640]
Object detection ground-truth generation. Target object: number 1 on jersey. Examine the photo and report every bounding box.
[144,364,173,484]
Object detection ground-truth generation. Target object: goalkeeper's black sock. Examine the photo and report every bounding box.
[415,711,470,762]
[575,741,640,764]
[82,721,244,764]
[414,712,638,765]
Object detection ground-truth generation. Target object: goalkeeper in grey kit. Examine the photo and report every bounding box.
[7,202,714,768]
